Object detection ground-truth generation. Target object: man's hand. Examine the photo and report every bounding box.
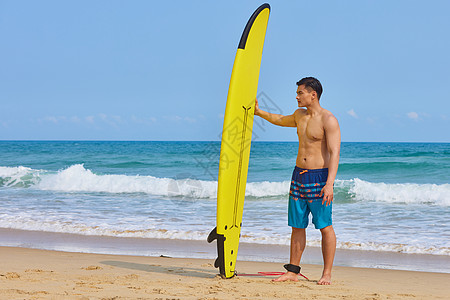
[320,183,334,206]
[254,98,260,116]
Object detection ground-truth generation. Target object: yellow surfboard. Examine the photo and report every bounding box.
[207,3,270,279]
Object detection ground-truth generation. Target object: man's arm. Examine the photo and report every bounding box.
[320,114,341,206]
[254,99,297,127]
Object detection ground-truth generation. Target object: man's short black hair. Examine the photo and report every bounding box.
[296,77,323,100]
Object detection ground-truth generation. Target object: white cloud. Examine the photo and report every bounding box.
[131,115,157,125]
[34,113,199,129]
[347,109,358,119]
[98,113,108,121]
[111,115,124,124]
[70,116,81,123]
[44,116,59,123]
[85,116,95,124]
[164,115,197,123]
[97,113,125,128]
[407,112,419,120]
[184,116,197,123]
[37,114,123,127]
[39,116,69,124]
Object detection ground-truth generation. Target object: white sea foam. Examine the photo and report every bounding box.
[0,166,41,187]
[0,166,33,177]
[1,165,449,206]
[1,215,448,256]
[335,240,450,256]
[245,181,290,197]
[1,164,288,198]
[37,164,205,196]
[0,215,208,241]
[349,178,450,206]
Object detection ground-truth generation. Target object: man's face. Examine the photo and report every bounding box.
[296,85,314,107]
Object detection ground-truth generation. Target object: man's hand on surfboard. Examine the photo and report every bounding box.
[254,98,260,116]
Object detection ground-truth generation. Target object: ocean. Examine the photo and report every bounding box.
[0,141,449,272]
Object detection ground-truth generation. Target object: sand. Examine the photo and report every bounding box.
[0,246,449,299]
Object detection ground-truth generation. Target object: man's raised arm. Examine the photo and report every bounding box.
[254,99,297,127]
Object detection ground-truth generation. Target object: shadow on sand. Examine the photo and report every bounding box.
[100,260,218,279]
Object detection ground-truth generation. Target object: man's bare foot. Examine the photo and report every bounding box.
[317,273,331,285]
[272,271,299,282]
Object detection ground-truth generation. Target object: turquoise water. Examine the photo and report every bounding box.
[0,141,449,262]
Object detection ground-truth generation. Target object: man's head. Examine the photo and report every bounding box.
[296,77,323,101]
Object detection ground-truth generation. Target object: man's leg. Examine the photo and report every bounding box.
[318,225,336,285]
[273,227,306,282]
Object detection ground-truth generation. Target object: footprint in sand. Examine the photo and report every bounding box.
[82,266,103,271]
[2,272,20,279]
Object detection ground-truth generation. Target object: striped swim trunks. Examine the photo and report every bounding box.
[288,166,332,229]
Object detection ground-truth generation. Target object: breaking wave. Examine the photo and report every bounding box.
[1,165,449,206]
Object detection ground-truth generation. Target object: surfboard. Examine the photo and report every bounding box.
[207,3,270,279]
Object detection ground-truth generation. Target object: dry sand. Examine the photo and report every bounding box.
[0,246,448,299]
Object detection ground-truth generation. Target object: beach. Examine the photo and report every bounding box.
[2,0,450,297]
[1,246,449,299]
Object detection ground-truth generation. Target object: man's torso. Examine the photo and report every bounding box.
[295,109,331,169]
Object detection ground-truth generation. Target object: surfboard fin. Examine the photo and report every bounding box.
[214,257,220,268]
[207,227,219,243]
[207,227,229,278]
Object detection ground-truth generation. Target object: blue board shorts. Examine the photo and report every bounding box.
[288,166,332,229]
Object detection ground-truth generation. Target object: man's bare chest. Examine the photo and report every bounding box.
[296,117,325,142]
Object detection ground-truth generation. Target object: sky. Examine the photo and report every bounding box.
[1,0,450,142]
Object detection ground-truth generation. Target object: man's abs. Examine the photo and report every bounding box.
[296,142,329,169]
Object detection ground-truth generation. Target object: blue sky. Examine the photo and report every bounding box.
[1,0,449,142]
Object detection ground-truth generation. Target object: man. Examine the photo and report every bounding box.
[254,77,340,285]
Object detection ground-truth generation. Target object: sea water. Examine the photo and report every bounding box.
[0,141,449,268]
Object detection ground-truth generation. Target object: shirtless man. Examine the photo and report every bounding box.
[254,77,340,285]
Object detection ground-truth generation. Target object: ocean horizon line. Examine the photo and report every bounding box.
[1,139,449,144]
